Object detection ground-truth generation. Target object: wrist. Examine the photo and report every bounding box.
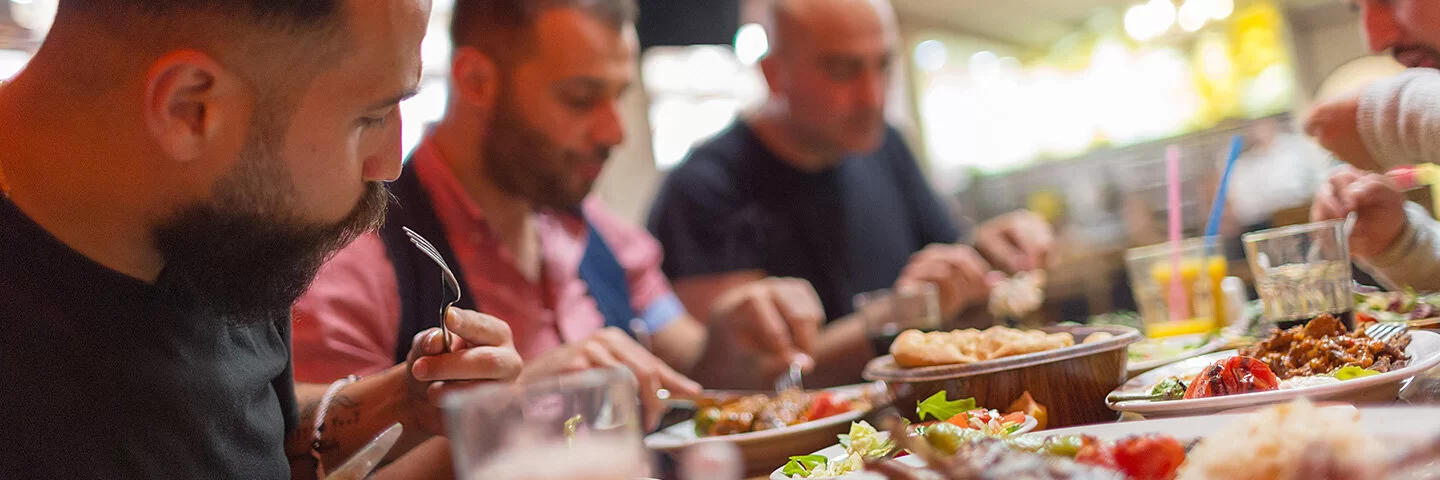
[1364,220,1417,266]
[380,363,430,432]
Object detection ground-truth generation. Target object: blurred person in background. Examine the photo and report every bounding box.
[0,0,528,478]
[646,0,1054,386]
[1309,0,1440,291]
[291,1,827,462]
[1216,117,1330,237]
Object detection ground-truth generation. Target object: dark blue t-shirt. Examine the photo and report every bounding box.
[0,196,299,479]
[648,122,962,320]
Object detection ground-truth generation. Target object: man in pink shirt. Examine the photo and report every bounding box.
[293,0,827,432]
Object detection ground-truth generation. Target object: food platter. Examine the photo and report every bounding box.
[864,325,1141,428]
[1357,288,1440,328]
[1108,329,1440,417]
[769,404,1440,479]
[645,383,881,473]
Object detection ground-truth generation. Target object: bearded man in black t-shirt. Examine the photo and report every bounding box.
[0,1,522,478]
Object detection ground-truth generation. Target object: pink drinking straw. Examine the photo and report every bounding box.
[1166,145,1188,323]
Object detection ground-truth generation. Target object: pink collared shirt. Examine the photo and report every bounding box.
[291,140,684,383]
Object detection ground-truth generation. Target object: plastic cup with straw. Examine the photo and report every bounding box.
[1202,135,1244,327]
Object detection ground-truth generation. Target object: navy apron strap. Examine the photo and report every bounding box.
[577,220,638,337]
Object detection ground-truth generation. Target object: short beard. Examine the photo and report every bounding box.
[151,111,389,322]
[481,88,605,211]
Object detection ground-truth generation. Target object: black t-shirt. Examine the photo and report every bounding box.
[0,196,299,478]
[648,122,962,320]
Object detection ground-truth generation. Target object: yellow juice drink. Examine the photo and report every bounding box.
[1206,256,1227,326]
[1126,238,1229,338]
[1145,256,1227,335]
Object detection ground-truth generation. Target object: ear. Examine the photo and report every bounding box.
[141,50,241,164]
[450,46,500,111]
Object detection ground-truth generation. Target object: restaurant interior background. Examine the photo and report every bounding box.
[0,0,1407,322]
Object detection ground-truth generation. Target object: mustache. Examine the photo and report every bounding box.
[1393,45,1440,67]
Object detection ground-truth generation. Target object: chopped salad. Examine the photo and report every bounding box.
[915,391,1030,437]
[782,391,1042,478]
[781,421,894,478]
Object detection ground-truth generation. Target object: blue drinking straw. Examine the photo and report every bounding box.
[1204,135,1245,249]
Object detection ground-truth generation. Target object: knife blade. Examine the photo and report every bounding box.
[326,423,403,480]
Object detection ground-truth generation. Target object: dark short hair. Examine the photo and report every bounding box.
[55,0,351,100]
[57,0,345,34]
[450,0,638,65]
[56,0,349,69]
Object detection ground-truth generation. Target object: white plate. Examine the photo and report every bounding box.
[765,432,922,480]
[765,416,1037,480]
[647,406,867,450]
[645,384,879,473]
[1125,333,1229,377]
[1108,330,1440,417]
[771,406,1440,479]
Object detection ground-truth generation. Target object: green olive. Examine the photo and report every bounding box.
[1042,436,1084,457]
[923,422,977,455]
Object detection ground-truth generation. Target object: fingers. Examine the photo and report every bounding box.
[768,278,825,354]
[445,308,514,349]
[978,229,1025,273]
[588,328,699,431]
[736,287,799,357]
[1348,174,1403,210]
[1312,179,1346,222]
[1006,213,1054,271]
[1314,168,1362,221]
[601,329,701,395]
[409,309,523,383]
[408,328,448,363]
[411,345,524,383]
[1330,168,1364,211]
[900,245,992,315]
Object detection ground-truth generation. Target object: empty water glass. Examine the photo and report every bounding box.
[444,366,649,480]
[1243,220,1355,330]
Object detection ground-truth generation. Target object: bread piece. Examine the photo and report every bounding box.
[890,326,1075,368]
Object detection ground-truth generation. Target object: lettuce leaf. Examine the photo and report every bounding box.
[916,391,976,422]
[1333,366,1381,381]
[781,455,827,478]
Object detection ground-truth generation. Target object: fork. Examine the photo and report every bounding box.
[1365,322,1409,343]
[402,227,461,354]
[774,358,804,394]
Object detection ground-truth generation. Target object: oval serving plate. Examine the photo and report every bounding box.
[646,383,882,474]
[1108,330,1440,417]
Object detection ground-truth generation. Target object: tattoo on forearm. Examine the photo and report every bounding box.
[316,394,360,455]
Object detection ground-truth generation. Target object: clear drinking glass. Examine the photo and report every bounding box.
[444,366,649,480]
[1243,220,1355,330]
[854,283,941,356]
[1124,237,1228,337]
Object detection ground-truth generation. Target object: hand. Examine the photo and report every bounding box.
[405,307,523,435]
[1306,93,1377,170]
[974,210,1054,274]
[709,277,824,373]
[1311,166,1408,258]
[896,244,993,317]
[520,328,702,431]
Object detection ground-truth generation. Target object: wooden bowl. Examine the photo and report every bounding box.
[862,325,1142,428]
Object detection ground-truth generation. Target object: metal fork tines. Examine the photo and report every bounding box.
[1365,322,1408,343]
[402,227,462,353]
[774,359,804,394]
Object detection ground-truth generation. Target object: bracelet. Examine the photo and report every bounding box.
[312,374,360,453]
